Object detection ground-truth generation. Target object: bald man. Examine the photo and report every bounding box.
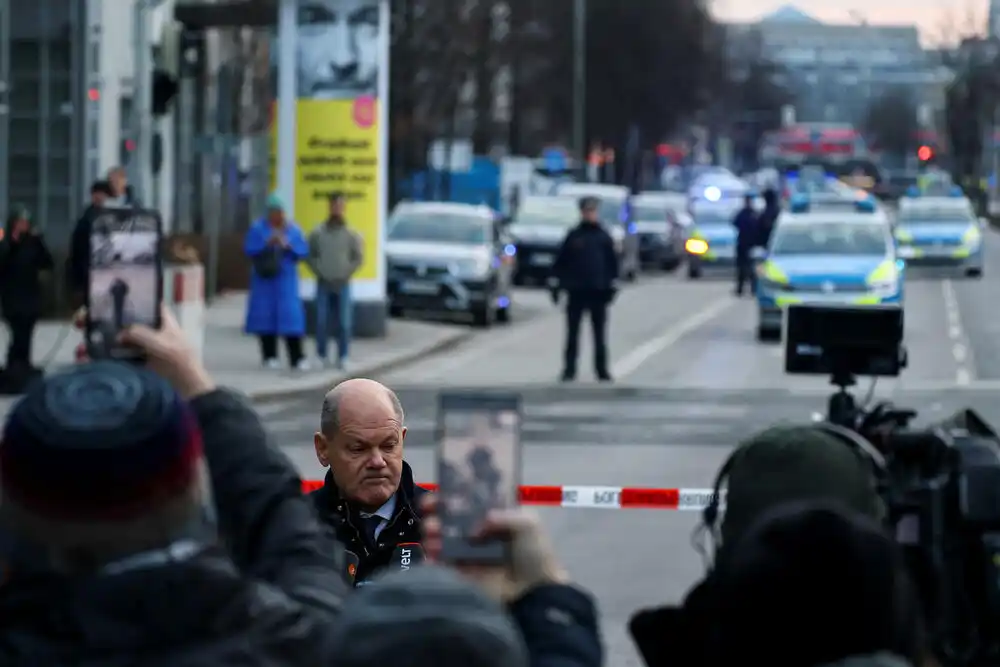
[310,378,428,585]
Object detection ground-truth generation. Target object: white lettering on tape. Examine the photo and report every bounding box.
[560,486,621,508]
[678,488,720,510]
[591,488,621,507]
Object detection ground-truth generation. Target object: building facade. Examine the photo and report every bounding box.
[725,6,951,126]
[0,0,178,261]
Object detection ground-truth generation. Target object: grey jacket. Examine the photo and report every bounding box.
[307,222,363,287]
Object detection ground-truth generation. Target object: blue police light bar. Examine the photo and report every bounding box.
[949,186,963,197]
[905,185,921,197]
[789,193,810,213]
[854,198,876,213]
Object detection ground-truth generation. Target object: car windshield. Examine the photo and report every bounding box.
[772,223,887,256]
[513,199,578,227]
[632,203,667,221]
[900,209,972,224]
[694,211,733,226]
[388,211,489,244]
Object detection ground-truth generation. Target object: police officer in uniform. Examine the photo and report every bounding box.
[550,196,619,382]
[731,194,759,297]
[110,278,130,330]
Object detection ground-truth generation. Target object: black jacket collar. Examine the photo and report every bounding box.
[314,461,426,519]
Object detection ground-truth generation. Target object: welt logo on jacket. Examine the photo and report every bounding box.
[310,462,428,585]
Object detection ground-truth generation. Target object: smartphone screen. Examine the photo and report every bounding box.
[86,208,163,361]
[437,392,522,564]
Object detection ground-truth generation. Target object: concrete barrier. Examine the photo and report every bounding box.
[163,264,205,362]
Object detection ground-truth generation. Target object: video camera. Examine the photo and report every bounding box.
[785,303,1000,666]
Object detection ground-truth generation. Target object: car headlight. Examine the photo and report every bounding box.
[963,225,981,247]
[757,278,787,292]
[452,257,491,277]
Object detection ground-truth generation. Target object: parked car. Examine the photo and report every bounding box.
[632,191,689,270]
[386,202,515,327]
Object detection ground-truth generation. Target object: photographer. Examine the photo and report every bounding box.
[328,496,602,667]
[709,501,926,667]
[629,424,885,667]
[0,308,347,665]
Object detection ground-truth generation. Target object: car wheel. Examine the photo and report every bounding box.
[513,273,525,286]
[389,304,404,318]
[966,267,983,278]
[756,325,779,342]
[660,258,680,272]
[496,302,511,324]
[687,263,702,279]
[472,303,494,328]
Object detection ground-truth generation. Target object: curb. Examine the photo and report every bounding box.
[248,328,476,402]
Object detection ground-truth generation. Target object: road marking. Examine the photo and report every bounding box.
[953,343,967,363]
[612,298,736,379]
[942,279,975,386]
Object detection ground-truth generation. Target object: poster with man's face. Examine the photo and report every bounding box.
[297,0,380,99]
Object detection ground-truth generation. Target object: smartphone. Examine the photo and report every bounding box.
[85,207,163,362]
[436,392,522,564]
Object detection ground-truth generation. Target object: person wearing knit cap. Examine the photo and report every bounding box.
[629,424,885,667]
[708,502,926,667]
[0,307,347,667]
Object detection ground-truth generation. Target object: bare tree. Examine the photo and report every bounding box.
[862,86,919,158]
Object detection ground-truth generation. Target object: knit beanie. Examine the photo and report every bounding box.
[720,424,882,554]
[0,362,204,539]
[710,502,923,667]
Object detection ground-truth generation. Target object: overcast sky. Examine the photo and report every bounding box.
[714,0,984,45]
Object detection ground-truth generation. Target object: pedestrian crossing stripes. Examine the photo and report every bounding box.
[258,385,1000,449]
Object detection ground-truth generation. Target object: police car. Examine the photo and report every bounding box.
[755,198,903,341]
[894,187,983,277]
[684,199,748,279]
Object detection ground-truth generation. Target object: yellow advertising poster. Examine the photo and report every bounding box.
[270,97,380,282]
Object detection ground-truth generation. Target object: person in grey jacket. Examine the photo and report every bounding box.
[307,192,363,369]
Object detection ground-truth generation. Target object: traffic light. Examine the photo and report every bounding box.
[917,145,934,162]
[151,69,179,116]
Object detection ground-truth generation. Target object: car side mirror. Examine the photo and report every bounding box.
[751,247,768,261]
[980,217,989,230]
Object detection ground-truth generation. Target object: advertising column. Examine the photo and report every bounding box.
[273,0,389,337]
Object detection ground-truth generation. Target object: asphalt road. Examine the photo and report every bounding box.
[264,228,1000,667]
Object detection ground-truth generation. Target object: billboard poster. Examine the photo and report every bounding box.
[271,0,387,293]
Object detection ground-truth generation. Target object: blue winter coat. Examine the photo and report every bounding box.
[244,219,308,336]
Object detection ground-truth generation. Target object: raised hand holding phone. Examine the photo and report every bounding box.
[435,392,522,566]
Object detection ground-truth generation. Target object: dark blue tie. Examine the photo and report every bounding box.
[361,515,381,545]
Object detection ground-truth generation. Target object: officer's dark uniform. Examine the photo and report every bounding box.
[310,461,428,585]
[551,197,619,382]
[731,196,759,296]
[109,278,130,330]
[756,189,780,249]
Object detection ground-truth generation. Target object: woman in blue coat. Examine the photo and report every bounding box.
[245,194,310,369]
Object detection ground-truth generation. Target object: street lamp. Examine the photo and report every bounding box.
[572,0,586,162]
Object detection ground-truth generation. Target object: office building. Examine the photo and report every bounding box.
[724,6,952,125]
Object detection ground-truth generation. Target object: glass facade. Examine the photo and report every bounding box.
[3,0,86,247]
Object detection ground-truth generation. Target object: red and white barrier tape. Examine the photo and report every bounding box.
[300,480,722,510]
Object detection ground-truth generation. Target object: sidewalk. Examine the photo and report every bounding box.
[16,292,472,403]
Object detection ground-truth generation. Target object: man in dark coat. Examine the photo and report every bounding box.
[757,188,780,248]
[69,180,113,303]
[311,378,429,584]
[0,311,347,666]
[550,196,619,382]
[731,194,759,296]
[629,424,886,667]
[109,278,130,330]
[0,207,54,370]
